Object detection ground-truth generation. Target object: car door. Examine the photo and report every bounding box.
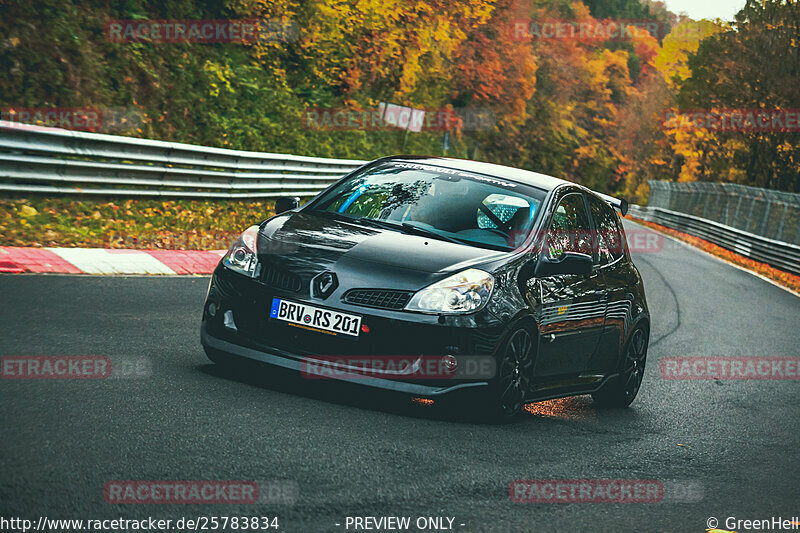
[533,191,607,378]
[585,194,634,373]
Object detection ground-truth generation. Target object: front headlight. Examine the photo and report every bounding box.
[406,269,494,314]
[222,225,260,277]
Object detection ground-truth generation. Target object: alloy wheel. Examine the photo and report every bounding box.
[621,327,648,403]
[497,328,534,417]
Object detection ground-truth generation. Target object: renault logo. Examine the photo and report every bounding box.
[312,271,338,299]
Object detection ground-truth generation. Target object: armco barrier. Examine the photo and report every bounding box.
[647,180,800,245]
[2,120,798,276]
[628,204,800,275]
[0,121,365,198]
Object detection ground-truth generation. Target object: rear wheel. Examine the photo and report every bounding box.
[485,325,535,421]
[592,324,648,408]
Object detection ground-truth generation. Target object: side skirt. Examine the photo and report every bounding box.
[523,373,619,404]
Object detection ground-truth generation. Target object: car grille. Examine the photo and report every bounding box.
[343,289,413,310]
[260,263,302,292]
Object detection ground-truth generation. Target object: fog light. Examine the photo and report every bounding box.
[223,310,237,332]
[207,302,217,317]
[442,354,457,371]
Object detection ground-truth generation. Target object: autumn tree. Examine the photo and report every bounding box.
[676,0,800,191]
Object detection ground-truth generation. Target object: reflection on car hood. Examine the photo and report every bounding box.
[258,211,503,277]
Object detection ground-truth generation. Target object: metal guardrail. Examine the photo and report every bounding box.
[0,121,366,198]
[648,180,800,245]
[628,204,800,276]
[3,121,798,275]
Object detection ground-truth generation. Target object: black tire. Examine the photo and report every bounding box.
[483,323,536,421]
[592,324,649,408]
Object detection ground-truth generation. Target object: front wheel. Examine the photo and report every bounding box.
[592,324,649,408]
[484,324,535,421]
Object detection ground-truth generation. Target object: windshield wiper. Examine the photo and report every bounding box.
[359,218,469,245]
[313,211,392,231]
[312,211,397,230]
[313,211,467,245]
[348,217,464,244]
[398,222,467,245]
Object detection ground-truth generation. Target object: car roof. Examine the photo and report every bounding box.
[390,156,570,192]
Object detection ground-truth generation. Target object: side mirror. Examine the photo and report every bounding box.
[274,197,300,214]
[534,252,593,277]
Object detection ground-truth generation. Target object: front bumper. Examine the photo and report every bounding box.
[200,267,504,397]
[201,323,489,397]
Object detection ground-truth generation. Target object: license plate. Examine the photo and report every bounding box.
[269,298,361,337]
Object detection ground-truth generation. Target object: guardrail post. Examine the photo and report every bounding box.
[712,191,723,222]
[732,195,744,230]
[723,191,731,226]
[702,190,710,218]
[759,200,772,237]
[775,203,789,242]
[745,196,757,233]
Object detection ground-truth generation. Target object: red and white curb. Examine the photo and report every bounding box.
[0,247,226,275]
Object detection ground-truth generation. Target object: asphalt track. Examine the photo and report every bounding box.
[1,220,799,533]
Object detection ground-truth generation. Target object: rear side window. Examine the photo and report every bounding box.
[547,193,593,259]
[587,195,624,265]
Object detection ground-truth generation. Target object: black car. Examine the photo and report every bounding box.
[201,156,650,418]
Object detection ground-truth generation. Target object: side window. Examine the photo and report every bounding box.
[547,193,592,259]
[588,195,624,265]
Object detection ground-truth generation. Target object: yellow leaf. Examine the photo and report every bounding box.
[19,205,38,217]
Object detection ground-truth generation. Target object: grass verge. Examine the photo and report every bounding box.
[0,196,281,249]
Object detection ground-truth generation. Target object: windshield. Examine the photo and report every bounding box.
[308,161,547,251]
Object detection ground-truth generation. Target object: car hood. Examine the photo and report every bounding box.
[257,211,504,290]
